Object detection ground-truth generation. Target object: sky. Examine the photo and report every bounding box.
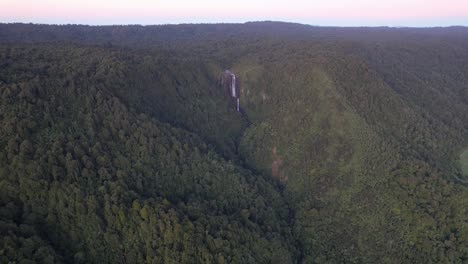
[1,0,468,27]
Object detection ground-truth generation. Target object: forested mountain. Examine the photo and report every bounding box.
[0,22,467,263]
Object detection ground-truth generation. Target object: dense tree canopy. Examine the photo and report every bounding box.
[0,22,467,263]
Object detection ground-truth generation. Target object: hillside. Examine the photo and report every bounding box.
[0,22,468,263]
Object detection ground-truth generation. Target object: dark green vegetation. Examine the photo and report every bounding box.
[461,149,468,177]
[0,22,467,263]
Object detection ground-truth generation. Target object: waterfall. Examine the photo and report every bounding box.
[224,70,240,112]
[231,74,236,98]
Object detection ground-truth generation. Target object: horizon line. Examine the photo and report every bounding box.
[1,20,468,29]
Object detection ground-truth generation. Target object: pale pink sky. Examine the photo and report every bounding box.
[1,0,468,26]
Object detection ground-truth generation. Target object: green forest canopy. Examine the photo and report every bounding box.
[0,22,467,263]
[461,148,468,177]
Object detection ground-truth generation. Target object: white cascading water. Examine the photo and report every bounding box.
[225,70,240,112]
[231,74,236,98]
